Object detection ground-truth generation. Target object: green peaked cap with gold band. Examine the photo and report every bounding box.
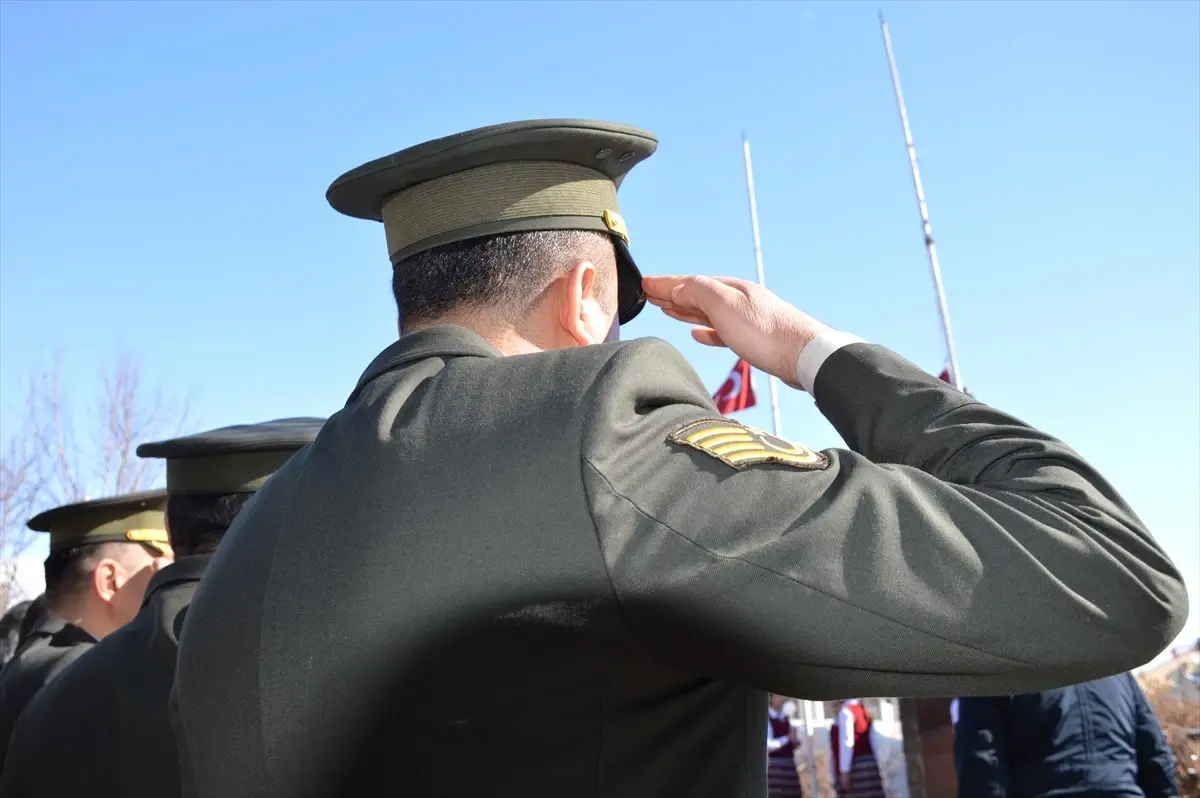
[135,417,326,496]
[325,119,658,325]
[27,490,171,557]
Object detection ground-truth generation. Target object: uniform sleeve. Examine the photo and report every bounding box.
[953,698,1009,798]
[580,339,1187,699]
[1128,674,1178,797]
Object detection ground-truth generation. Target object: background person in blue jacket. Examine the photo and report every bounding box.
[954,672,1178,797]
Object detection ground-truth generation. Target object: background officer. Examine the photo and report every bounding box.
[0,418,324,798]
[0,491,170,767]
[172,119,1188,798]
[954,674,1178,797]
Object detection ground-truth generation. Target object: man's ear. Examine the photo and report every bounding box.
[91,559,123,603]
[556,261,607,346]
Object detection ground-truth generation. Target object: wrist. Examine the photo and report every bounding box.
[779,322,827,389]
[792,329,865,394]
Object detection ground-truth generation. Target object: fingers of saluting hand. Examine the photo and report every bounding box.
[643,273,832,391]
[656,304,711,326]
[645,286,728,347]
[643,275,753,314]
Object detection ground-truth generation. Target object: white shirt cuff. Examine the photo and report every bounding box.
[795,330,866,395]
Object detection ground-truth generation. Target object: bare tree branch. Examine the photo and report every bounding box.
[1140,649,1200,794]
[0,374,50,607]
[92,351,189,496]
[36,352,85,504]
[1,352,189,607]
[0,432,40,607]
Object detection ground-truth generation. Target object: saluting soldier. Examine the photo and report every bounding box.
[0,419,324,798]
[0,492,171,768]
[172,119,1188,798]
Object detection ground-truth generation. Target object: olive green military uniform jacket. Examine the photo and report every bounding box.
[0,615,93,773]
[0,557,208,798]
[172,325,1185,798]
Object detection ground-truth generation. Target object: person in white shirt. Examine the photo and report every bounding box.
[767,694,805,797]
[830,699,885,798]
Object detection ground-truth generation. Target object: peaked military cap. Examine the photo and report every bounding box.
[326,119,658,324]
[136,417,326,496]
[27,490,171,556]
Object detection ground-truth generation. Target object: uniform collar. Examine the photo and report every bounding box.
[26,614,94,646]
[143,555,212,607]
[348,325,501,404]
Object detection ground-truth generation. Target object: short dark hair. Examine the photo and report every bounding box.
[43,541,146,607]
[392,229,616,329]
[165,492,255,557]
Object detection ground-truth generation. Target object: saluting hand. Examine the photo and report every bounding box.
[642,275,831,390]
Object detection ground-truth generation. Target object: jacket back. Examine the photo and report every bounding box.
[955,673,1177,797]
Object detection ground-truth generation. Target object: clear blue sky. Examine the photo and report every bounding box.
[2,1,1197,652]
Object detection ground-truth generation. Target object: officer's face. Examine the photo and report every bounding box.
[89,542,166,636]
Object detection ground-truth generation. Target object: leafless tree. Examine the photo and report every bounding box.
[1141,650,1200,796]
[94,354,187,497]
[0,352,188,606]
[0,383,44,609]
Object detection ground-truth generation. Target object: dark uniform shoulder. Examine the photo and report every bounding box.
[0,630,119,794]
[578,335,716,454]
[0,623,94,772]
[583,336,710,403]
[0,620,93,689]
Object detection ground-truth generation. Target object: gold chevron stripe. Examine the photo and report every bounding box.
[668,418,829,472]
[711,442,767,456]
[685,426,751,444]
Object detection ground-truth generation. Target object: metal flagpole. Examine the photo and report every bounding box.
[740,134,784,437]
[879,13,966,392]
[741,133,821,798]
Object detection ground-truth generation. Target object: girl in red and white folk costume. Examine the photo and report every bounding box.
[766,694,805,798]
[829,699,885,798]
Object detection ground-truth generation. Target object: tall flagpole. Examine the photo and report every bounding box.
[741,132,820,798]
[879,14,966,392]
[741,134,784,437]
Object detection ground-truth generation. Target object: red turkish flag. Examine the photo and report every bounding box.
[712,358,757,414]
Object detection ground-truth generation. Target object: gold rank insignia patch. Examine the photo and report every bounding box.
[668,419,829,471]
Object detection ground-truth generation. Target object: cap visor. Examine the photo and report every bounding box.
[615,239,645,324]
